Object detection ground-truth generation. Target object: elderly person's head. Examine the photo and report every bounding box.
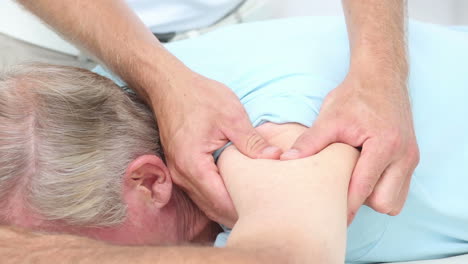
[0,64,216,245]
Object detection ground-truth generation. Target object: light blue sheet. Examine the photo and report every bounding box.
[94,17,468,263]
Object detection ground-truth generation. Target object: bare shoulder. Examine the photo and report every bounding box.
[219,122,359,171]
[217,121,360,211]
[218,123,359,264]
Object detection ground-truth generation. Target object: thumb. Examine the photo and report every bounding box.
[226,120,282,159]
[280,120,336,160]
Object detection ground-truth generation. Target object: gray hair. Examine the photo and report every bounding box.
[0,63,162,227]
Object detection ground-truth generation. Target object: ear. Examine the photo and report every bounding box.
[124,155,173,208]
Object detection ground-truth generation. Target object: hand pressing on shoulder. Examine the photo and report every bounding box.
[282,0,419,224]
[281,69,419,223]
[152,68,282,227]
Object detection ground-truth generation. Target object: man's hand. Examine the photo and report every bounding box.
[282,0,419,223]
[153,70,282,227]
[281,69,419,223]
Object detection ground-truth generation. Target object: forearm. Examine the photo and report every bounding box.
[342,0,408,82]
[17,0,187,103]
[0,226,285,264]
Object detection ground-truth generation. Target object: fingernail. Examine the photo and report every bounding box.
[261,146,281,156]
[280,149,300,160]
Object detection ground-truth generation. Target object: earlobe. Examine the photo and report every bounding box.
[124,155,173,209]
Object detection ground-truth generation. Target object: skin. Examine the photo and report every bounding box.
[219,124,359,263]
[16,0,282,228]
[281,0,420,223]
[0,123,359,263]
[17,0,418,226]
[3,155,216,246]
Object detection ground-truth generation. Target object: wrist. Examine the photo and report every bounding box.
[116,44,194,106]
[348,51,408,87]
[350,35,408,77]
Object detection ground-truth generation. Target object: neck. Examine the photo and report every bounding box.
[172,188,220,244]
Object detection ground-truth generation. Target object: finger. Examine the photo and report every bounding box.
[182,171,237,227]
[190,158,238,227]
[280,119,337,160]
[365,162,407,215]
[194,171,238,227]
[366,149,418,216]
[347,139,391,224]
[226,117,282,160]
[387,142,420,215]
[387,158,416,215]
[169,153,238,227]
[389,168,412,216]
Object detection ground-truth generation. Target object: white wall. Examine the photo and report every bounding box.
[268,0,468,25]
[454,1,468,24]
[1,0,466,55]
[0,1,79,55]
[408,0,459,24]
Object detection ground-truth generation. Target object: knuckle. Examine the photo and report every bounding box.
[356,181,374,198]
[389,206,403,216]
[227,112,243,124]
[408,144,421,165]
[368,196,394,214]
[224,106,247,124]
[245,132,266,153]
[386,130,402,150]
[354,126,369,143]
[343,124,364,142]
